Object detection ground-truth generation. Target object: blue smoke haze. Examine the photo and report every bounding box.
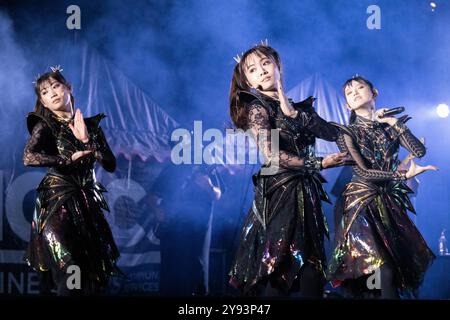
[1,0,449,293]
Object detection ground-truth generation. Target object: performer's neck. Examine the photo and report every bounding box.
[354,103,375,121]
[52,110,73,120]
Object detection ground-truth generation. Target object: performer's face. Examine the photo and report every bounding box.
[344,80,375,111]
[243,52,279,92]
[39,77,71,112]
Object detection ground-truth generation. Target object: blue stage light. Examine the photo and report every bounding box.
[436,103,449,118]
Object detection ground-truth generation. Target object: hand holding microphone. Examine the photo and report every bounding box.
[375,106,405,125]
[379,107,405,118]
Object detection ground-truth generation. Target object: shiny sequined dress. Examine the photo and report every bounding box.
[23,110,120,294]
[327,116,435,294]
[229,91,338,295]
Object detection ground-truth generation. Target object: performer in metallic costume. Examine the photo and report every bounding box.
[327,76,437,298]
[23,67,121,295]
[228,43,350,297]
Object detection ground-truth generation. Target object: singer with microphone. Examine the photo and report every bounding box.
[327,75,438,299]
[378,106,405,118]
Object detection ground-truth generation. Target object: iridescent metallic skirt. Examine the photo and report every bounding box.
[25,173,120,291]
[328,180,435,293]
[229,170,329,295]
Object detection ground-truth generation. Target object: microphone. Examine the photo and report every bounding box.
[380,106,405,118]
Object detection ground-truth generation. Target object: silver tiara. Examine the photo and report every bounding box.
[258,38,269,47]
[32,65,64,85]
[32,73,41,85]
[50,65,63,73]
[233,52,244,64]
[233,39,269,64]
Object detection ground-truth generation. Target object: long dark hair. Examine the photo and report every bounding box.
[229,45,282,129]
[33,69,74,117]
[342,75,376,124]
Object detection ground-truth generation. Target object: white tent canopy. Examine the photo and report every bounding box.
[62,39,179,162]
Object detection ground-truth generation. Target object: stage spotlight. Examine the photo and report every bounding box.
[436,103,449,118]
[430,2,437,12]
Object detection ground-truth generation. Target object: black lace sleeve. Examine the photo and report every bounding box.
[248,104,322,170]
[23,121,69,167]
[337,133,405,182]
[390,121,426,158]
[83,126,116,172]
[293,110,338,141]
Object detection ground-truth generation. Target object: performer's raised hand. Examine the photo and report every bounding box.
[374,108,398,126]
[69,108,90,143]
[405,159,438,179]
[399,137,425,171]
[275,73,298,118]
